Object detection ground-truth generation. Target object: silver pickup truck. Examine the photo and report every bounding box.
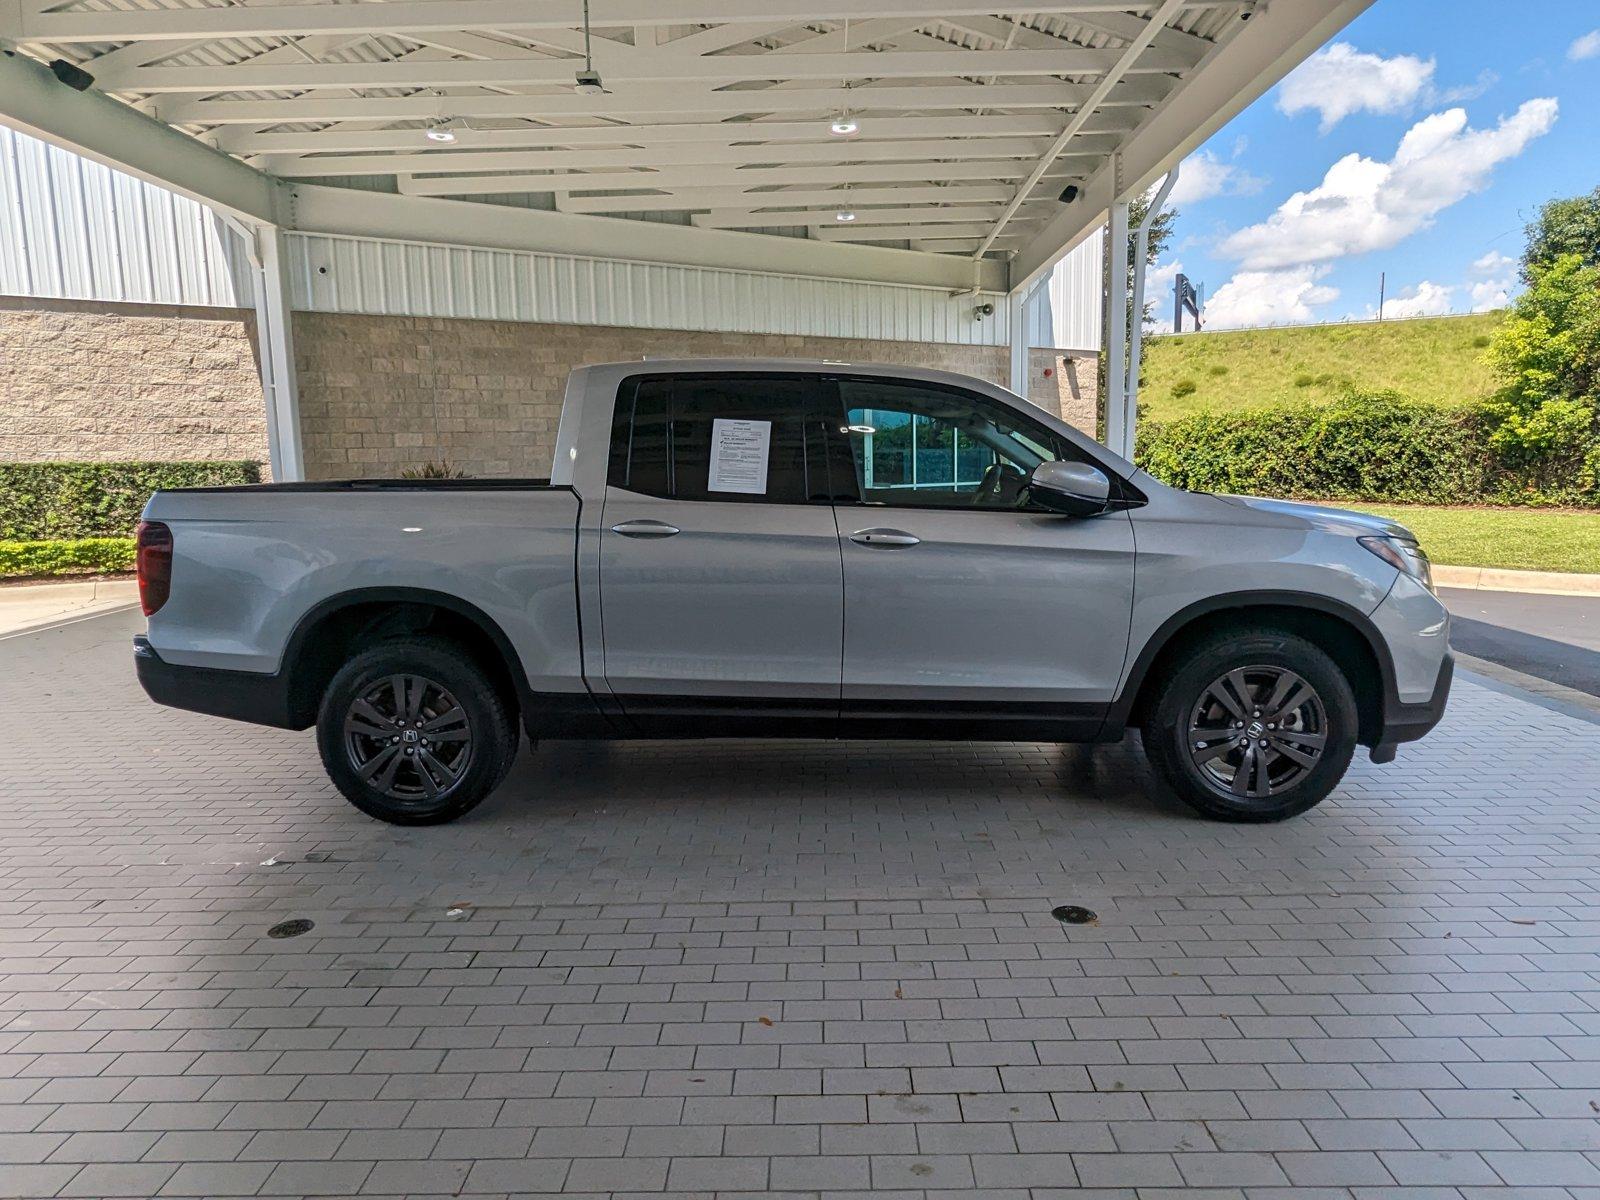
[135,359,1451,826]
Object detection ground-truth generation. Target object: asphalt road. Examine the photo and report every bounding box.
[1441,586,1600,697]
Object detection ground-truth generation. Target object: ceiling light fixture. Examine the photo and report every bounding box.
[829,115,859,137]
[425,118,460,143]
[834,210,857,222]
[573,0,608,94]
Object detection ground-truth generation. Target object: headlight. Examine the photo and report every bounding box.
[1359,534,1434,593]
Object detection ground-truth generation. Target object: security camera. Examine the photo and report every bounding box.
[49,58,94,91]
[1057,184,1080,204]
[973,302,996,319]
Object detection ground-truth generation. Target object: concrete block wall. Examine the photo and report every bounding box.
[0,300,1098,478]
[293,312,1099,479]
[0,298,269,464]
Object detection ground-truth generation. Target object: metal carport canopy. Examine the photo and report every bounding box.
[0,0,1371,296]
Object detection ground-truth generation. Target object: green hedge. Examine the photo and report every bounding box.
[0,537,136,579]
[1135,391,1600,507]
[0,460,260,541]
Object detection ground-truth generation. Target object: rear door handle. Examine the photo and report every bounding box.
[611,520,681,538]
[850,527,920,548]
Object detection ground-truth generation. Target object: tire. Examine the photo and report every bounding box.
[1142,627,1358,822]
[316,637,518,825]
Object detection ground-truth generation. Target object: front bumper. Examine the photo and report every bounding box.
[1370,652,1453,762]
[134,635,301,729]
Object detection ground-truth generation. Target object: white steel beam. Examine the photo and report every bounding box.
[10,1,1240,44]
[1008,0,1379,289]
[1008,280,1043,397]
[815,221,1002,241]
[219,114,1118,157]
[1102,198,1130,456]
[0,47,282,223]
[1120,165,1179,459]
[664,185,1017,219]
[286,183,1008,291]
[111,47,1193,94]
[395,159,1080,196]
[265,136,1120,178]
[694,203,1049,229]
[154,78,1176,125]
[221,216,305,481]
[908,237,1023,252]
[975,0,1185,259]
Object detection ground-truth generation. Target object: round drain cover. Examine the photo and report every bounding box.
[1051,905,1097,925]
[267,918,314,939]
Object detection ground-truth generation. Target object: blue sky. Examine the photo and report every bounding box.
[1152,0,1600,330]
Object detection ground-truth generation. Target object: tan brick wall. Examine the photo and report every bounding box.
[294,311,1099,479]
[0,297,269,464]
[0,300,1098,477]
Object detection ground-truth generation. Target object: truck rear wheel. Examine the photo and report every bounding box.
[1142,628,1358,822]
[316,638,517,825]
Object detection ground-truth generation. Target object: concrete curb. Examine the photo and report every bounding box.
[0,577,140,637]
[1433,564,1600,597]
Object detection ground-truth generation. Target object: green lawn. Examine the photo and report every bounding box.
[1349,505,1600,575]
[1142,312,1504,422]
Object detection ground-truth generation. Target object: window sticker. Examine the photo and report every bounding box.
[707,418,772,494]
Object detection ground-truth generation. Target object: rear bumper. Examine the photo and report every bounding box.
[134,635,301,729]
[1370,652,1453,761]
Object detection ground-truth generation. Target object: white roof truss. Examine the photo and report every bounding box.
[0,0,1376,291]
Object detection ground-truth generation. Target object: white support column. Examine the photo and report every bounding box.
[1103,199,1130,456]
[226,218,304,481]
[1121,165,1179,463]
[1007,284,1034,399]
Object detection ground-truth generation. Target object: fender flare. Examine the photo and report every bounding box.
[280,586,535,724]
[1107,589,1399,734]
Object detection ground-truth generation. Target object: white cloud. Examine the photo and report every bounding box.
[1569,29,1600,61]
[1216,98,1558,271]
[1278,43,1435,132]
[1143,259,1183,330]
[1203,266,1340,330]
[1435,68,1498,104]
[1467,249,1517,311]
[1378,280,1455,318]
[1167,150,1266,206]
[1146,258,1183,295]
[1472,250,1515,275]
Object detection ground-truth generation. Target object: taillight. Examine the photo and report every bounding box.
[136,521,173,616]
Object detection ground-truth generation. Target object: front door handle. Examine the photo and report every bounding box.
[850,527,920,548]
[611,520,681,538]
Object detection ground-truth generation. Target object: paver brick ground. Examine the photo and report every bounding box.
[3,610,1599,1198]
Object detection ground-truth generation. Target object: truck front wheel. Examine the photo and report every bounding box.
[316,638,517,825]
[1141,628,1358,822]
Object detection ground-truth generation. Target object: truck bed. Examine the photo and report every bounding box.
[141,484,584,688]
[171,477,560,493]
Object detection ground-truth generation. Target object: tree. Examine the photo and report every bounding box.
[1484,252,1600,490]
[1520,187,1600,282]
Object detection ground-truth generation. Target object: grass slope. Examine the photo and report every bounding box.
[1352,505,1600,575]
[1141,312,1505,422]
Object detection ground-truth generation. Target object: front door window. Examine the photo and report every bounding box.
[839,378,1071,510]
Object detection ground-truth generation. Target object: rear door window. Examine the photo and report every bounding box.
[607,374,834,504]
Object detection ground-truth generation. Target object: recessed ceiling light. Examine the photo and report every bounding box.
[829,117,859,137]
[834,210,857,222]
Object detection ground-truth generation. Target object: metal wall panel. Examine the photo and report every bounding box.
[2,126,1105,350]
[285,231,1030,347]
[1029,227,1104,352]
[1,127,250,306]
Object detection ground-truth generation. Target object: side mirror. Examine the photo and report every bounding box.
[1029,460,1110,517]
